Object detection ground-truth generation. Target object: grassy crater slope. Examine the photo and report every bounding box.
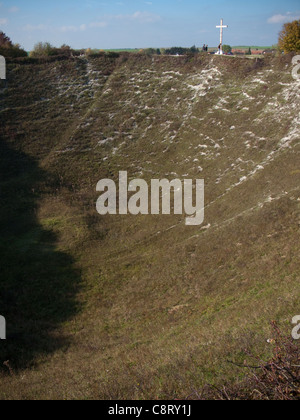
[0,53,299,399]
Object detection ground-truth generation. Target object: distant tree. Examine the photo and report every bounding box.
[246,47,252,55]
[61,44,70,50]
[0,31,13,47]
[60,44,71,53]
[105,51,120,58]
[30,42,55,57]
[85,48,92,56]
[0,45,27,58]
[144,48,156,55]
[165,47,189,56]
[142,48,162,55]
[56,44,74,57]
[278,19,300,53]
[190,45,198,54]
[29,42,80,58]
[222,44,232,54]
[0,31,27,57]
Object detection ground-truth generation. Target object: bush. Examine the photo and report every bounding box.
[87,52,106,59]
[0,31,27,57]
[0,46,27,58]
[105,51,120,58]
[191,322,300,400]
[30,43,78,58]
[223,45,232,54]
[165,47,188,55]
[0,31,13,48]
[279,20,300,53]
[164,46,199,56]
[30,42,53,57]
[190,45,199,54]
[142,48,157,55]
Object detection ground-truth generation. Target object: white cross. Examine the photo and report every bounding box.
[216,18,228,54]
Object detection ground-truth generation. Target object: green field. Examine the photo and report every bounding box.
[93,46,274,53]
[232,46,273,49]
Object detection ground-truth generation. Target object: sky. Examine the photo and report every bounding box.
[0,0,299,50]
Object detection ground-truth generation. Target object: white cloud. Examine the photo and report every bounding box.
[23,21,105,34]
[23,24,48,31]
[60,24,87,32]
[89,21,108,28]
[268,12,300,24]
[131,11,161,23]
[116,11,161,23]
[0,18,8,25]
[9,6,19,13]
[60,25,78,33]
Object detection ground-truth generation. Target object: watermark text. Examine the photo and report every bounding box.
[292,55,300,81]
[0,55,6,80]
[0,316,6,340]
[292,316,300,340]
[96,171,205,226]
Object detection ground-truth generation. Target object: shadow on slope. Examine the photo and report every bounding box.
[0,138,81,371]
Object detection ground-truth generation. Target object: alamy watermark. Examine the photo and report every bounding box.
[0,55,6,80]
[0,316,6,340]
[292,55,300,81]
[96,171,205,226]
[291,316,300,340]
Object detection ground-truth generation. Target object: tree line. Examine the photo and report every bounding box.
[0,32,27,58]
[0,19,299,59]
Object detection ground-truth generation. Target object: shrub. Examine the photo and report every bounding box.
[30,42,54,57]
[0,31,27,57]
[278,19,300,53]
[142,48,157,55]
[165,47,188,55]
[0,31,13,48]
[164,46,199,56]
[0,46,27,58]
[191,322,300,400]
[190,45,199,54]
[30,43,79,58]
[105,51,120,58]
[223,45,232,54]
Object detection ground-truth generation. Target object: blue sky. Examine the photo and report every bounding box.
[0,0,300,50]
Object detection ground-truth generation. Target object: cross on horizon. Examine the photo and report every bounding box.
[216,18,228,54]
